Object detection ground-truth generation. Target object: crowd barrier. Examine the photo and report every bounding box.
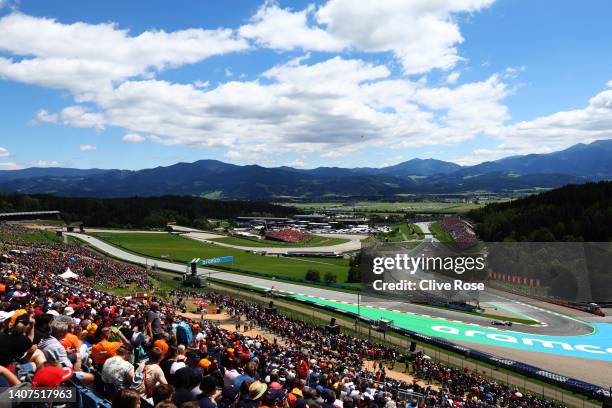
[67,379,111,408]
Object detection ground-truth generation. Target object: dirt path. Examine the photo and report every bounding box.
[362,360,440,391]
[178,309,286,346]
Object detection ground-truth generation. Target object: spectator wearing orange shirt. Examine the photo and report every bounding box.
[56,317,82,354]
[91,327,127,366]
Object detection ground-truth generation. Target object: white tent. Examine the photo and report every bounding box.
[59,267,79,280]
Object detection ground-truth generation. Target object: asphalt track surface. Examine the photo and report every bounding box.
[67,232,612,382]
[186,232,365,254]
[378,239,594,336]
[79,227,365,255]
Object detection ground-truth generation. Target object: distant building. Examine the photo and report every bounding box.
[0,210,61,221]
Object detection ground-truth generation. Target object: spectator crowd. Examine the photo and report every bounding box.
[0,233,571,408]
[265,229,307,244]
[1,224,153,290]
[439,217,478,249]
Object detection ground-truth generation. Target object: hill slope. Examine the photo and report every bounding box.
[469,181,612,242]
[0,140,611,198]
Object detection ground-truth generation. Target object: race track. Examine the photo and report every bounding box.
[185,232,365,254]
[67,232,612,386]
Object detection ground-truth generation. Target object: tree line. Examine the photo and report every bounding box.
[469,181,612,242]
[0,193,294,229]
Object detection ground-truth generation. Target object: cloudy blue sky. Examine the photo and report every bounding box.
[0,0,611,170]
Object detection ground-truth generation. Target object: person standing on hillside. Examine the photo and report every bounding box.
[146,303,163,340]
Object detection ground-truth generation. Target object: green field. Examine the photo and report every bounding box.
[92,232,351,282]
[283,200,486,214]
[0,229,61,244]
[379,223,424,242]
[210,234,349,248]
[429,221,454,243]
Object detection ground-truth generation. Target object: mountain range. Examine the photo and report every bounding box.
[1,139,611,200]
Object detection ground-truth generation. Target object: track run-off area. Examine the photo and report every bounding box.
[67,232,612,387]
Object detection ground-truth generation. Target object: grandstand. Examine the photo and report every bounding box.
[440,215,478,248]
[265,228,307,243]
[0,210,61,221]
[0,224,607,408]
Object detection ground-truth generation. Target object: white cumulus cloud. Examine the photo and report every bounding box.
[240,3,346,52]
[79,144,97,152]
[67,56,510,162]
[122,133,146,143]
[240,0,495,74]
[33,106,104,130]
[0,12,249,94]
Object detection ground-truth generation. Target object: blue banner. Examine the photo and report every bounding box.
[190,256,233,266]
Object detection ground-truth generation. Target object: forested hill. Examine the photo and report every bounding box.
[0,194,294,228]
[469,181,612,242]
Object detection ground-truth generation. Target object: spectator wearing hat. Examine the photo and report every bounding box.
[263,389,289,408]
[154,332,171,359]
[238,380,266,408]
[32,364,74,388]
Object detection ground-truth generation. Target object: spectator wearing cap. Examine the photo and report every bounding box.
[238,380,267,408]
[262,389,288,408]
[32,364,74,388]
[288,379,306,406]
[154,332,171,359]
